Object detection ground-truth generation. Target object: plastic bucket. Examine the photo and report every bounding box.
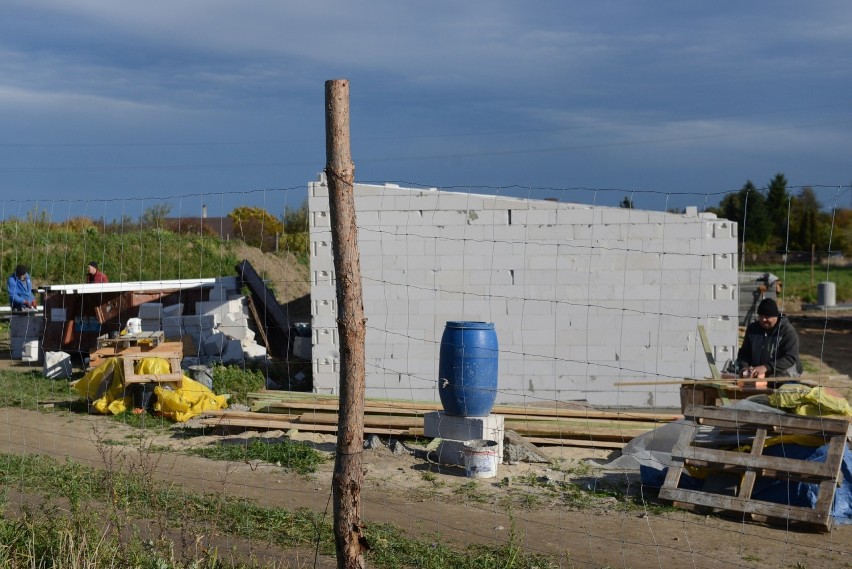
[438,321,498,416]
[130,383,156,411]
[188,365,213,389]
[462,439,499,478]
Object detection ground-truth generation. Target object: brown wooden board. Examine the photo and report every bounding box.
[658,405,851,531]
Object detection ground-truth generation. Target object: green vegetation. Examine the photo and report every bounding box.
[0,453,556,568]
[109,408,175,430]
[709,173,851,259]
[188,438,326,475]
[0,201,310,305]
[0,369,77,409]
[229,206,284,252]
[743,263,852,302]
[212,365,266,405]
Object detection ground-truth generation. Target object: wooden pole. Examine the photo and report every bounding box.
[325,79,367,569]
[811,243,816,285]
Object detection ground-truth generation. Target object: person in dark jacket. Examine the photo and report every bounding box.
[7,264,36,310]
[736,298,802,385]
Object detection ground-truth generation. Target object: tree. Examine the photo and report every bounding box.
[790,187,822,254]
[280,199,310,261]
[718,181,772,246]
[140,203,172,228]
[282,199,309,233]
[619,196,634,209]
[229,206,283,251]
[765,173,791,248]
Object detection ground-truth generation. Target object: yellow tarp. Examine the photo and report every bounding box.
[768,384,852,417]
[72,357,228,421]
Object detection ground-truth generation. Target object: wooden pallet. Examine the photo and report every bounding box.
[118,342,184,388]
[97,331,164,352]
[659,405,851,531]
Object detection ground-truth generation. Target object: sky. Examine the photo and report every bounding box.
[1,1,851,220]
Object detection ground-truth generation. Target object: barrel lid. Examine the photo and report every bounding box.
[445,321,494,329]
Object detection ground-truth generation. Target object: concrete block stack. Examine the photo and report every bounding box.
[9,314,44,360]
[183,314,216,357]
[138,303,163,332]
[168,285,266,365]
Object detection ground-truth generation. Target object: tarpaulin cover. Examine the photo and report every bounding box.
[72,356,227,421]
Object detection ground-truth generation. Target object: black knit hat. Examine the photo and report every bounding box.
[88,261,98,269]
[757,298,781,318]
[15,264,27,277]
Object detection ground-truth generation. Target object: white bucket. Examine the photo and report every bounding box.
[126,318,142,334]
[462,439,499,478]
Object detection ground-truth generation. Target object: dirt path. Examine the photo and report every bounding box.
[1,407,849,569]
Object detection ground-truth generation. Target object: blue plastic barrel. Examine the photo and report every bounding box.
[438,321,499,417]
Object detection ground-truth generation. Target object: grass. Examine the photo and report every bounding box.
[744,263,852,302]
[188,438,327,475]
[0,223,242,306]
[0,452,556,568]
[0,369,78,409]
[212,365,266,405]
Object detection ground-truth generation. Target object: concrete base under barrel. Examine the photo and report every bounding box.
[424,411,504,466]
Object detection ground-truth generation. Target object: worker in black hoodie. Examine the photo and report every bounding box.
[736,298,803,386]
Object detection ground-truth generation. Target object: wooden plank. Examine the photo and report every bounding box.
[686,405,851,435]
[660,487,828,526]
[199,410,299,421]
[245,294,270,350]
[677,446,832,479]
[737,427,767,501]
[197,416,410,436]
[252,392,679,422]
[525,437,625,450]
[698,324,722,381]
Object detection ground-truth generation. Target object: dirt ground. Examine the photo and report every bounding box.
[1,296,851,567]
[1,405,850,569]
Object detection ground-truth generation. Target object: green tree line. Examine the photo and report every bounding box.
[708,173,851,259]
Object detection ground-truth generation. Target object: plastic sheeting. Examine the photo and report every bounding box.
[72,356,228,421]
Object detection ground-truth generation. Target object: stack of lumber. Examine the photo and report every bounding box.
[198,391,680,450]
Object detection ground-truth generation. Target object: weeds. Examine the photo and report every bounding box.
[212,365,266,405]
[0,452,555,568]
[452,480,490,504]
[188,438,327,475]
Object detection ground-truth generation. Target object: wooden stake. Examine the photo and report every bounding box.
[326,79,367,569]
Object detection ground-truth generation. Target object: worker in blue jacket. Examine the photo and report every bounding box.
[7,264,36,310]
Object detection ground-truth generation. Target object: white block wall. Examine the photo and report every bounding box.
[309,176,739,408]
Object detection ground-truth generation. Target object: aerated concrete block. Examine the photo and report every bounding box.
[43,351,72,379]
[10,315,44,338]
[137,303,163,319]
[424,412,504,465]
[162,303,184,317]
